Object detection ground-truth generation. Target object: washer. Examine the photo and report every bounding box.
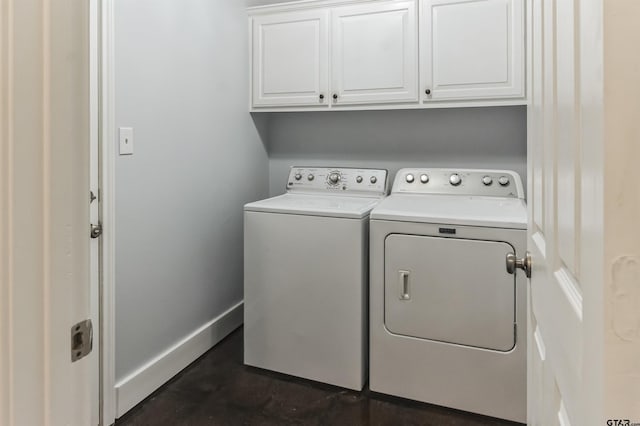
[244,166,388,390]
[369,168,527,423]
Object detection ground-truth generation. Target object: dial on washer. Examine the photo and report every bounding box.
[328,172,341,185]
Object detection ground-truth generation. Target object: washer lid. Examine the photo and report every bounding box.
[244,193,382,219]
[370,194,527,229]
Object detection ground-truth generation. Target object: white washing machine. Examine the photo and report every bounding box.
[369,168,527,423]
[244,166,388,390]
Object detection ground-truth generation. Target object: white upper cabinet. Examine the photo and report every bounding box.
[248,0,526,110]
[331,1,418,105]
[421,0,524,101]
[252,10,329,107]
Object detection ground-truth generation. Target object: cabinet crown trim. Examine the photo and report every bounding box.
[248,0,398,15]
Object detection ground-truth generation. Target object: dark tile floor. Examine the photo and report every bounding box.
[116,328,522,426]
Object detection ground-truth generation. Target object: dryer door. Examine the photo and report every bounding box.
[384,234,515,351]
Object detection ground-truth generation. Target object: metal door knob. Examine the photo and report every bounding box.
[506,252,532,278]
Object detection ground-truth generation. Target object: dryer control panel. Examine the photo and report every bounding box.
[392,168,524,199]
[287,167,388,196]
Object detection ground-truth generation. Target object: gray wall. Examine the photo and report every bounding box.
[114,0,269,381]
[264,107,527,196]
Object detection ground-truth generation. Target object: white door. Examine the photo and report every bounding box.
[251,10,329,107]
[421,0,524,101]
[331,0,418,105]
[528,0,585,423]
[527,0,608,424]
[0,0,93,424]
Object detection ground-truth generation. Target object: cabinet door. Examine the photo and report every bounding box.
[252,10,329,107]
[422,0,524,101]
[331,1,418,105]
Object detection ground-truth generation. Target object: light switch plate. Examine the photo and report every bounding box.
[119,127,134,155]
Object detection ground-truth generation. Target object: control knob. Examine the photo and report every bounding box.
[294,173,302,181]
[405,174,415,183]
[356,176,363,183]
[307,174,315,181]
[498,176,510,186]
[449,173,462,186]
[328,172,341,185]
[482,176,493,186]
[370,176,378,184]
[420,174,429,184]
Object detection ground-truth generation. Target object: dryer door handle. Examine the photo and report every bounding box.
[399,270,411,300]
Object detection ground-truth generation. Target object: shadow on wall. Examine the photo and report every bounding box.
[263,106,526,159]
[256,106,527,196]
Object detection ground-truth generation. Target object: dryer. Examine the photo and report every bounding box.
[369,168,527,423]
[244,166,388,391]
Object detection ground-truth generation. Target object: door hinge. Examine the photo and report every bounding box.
[71,319,93,362]
[90,222,102,239]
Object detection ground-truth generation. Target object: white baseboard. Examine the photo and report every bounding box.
[115,301,244,418]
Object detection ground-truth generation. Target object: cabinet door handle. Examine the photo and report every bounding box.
[319,94,325,100]
[399,270,410,300]
[332,93,338,100]
[425,88,431,95]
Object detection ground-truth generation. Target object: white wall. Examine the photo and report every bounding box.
[113,0,268,412]
[264,107,527,195]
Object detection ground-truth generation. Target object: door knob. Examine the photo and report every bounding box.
[506,252,532,278]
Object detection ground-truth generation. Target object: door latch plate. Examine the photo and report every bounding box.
[71,319,93,362]
[90,223,102,239]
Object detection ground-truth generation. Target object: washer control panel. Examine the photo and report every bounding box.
[392,168,524,198]
[287,167,388,196]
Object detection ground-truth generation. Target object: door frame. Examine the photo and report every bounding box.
[98,0,118,424]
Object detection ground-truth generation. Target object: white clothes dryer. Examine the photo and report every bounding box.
[244,166,388,391]
[369,168,527,423]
